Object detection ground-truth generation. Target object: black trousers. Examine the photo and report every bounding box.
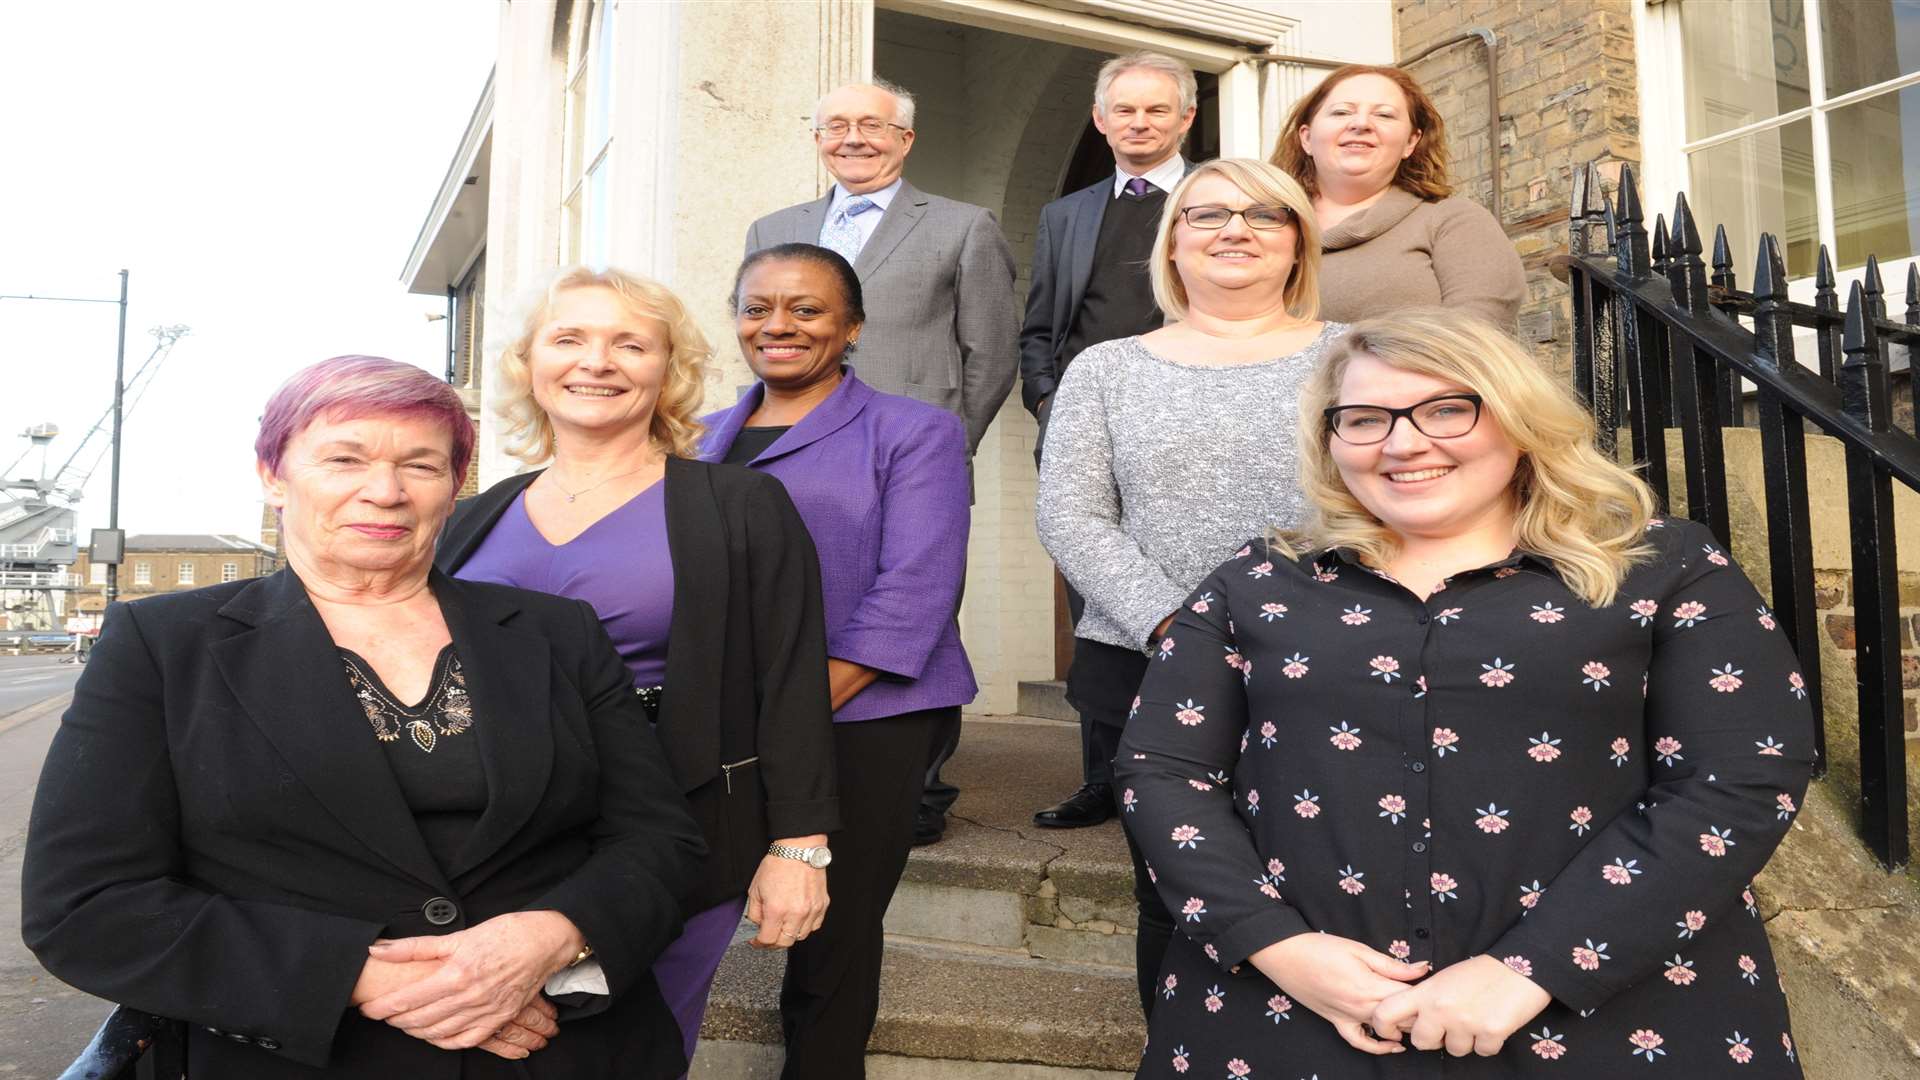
[780,708,947,1079]
[1064,635,1172,1018]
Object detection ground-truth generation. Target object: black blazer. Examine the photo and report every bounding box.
[21,569,707,1079]
[437,455,840,913]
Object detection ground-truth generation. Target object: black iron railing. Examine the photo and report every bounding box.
[1557,161,1918,870]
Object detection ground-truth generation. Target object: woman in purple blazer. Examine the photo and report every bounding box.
[703,243,976,1080]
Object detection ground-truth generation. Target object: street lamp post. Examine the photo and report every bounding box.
[1,269,131,601]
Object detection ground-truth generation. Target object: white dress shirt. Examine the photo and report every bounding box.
[1111,155,1187,199]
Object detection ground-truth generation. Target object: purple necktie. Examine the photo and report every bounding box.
[1124,177,1152,197]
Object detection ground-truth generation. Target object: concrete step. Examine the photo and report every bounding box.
[695,935,1141,1077]
[1015,680,1074,723]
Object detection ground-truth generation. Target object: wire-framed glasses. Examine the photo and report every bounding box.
[1177,204,1295,230]
[1323,394,1484,445]
[813,118,909,140]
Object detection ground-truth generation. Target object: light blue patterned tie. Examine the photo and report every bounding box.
[819,195,877,263]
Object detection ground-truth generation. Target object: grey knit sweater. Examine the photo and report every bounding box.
[1036,326,1342,652]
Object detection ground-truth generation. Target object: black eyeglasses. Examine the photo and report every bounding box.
[813,118,909,140]
[1176,204,1296,231]
[1323,394,1483,445]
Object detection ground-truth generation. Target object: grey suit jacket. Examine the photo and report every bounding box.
[744,180,1019,451]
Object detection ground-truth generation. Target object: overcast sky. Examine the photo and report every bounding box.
[0,0,496,540]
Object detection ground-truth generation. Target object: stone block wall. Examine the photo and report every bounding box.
[1395,0,1641,375]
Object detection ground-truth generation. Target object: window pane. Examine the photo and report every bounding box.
[1682,0,1811,138]
[1828,85,1920,267]
[587,2,614,151]
[586,160,611,268]
[1822,0,1920,97]
[1686,118,1818,277]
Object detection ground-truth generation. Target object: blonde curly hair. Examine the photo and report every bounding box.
[493,265,713,464]
[1294,310,1655,607]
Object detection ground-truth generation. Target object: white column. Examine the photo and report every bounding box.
[1217,60,1263,158]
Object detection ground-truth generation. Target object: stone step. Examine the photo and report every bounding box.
[1015,680,1075,723]
[695,934,1141,1077]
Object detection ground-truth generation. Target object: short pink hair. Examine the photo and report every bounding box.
[255,355,475,484]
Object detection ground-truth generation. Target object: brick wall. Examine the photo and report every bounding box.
[1814,570,1920,736]
[1395,0,1641,375]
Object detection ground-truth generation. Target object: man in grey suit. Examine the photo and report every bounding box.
[745,79,1019,848]
[1020,52,1196,832]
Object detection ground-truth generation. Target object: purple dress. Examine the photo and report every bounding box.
[453,482,744,1067]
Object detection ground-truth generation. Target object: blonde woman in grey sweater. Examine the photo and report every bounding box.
[1274,64,1525,330]
[1036,157,1343,1018]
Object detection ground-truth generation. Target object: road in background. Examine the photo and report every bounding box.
[0,654,82,718]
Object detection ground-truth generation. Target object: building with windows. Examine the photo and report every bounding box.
[67,533,280,616]
[402,0,1919,713]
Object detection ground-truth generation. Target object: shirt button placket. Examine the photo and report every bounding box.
[1401,596,1439,968]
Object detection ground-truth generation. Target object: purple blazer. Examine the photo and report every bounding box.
[702,370,977,722]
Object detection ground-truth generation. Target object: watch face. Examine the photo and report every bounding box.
[807,847,833,869]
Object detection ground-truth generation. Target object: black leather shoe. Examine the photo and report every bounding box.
[1032,783,1114,828]
[912,805,946,846]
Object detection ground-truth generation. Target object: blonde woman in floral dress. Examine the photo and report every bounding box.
[1117,310,1813,1078]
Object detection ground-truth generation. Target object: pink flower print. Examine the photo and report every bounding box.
[1572,939,1610,970]
[1281,653,1310,678]
[1648,516,1667,528]
[1293,790,1321,818]
[1709,663,1745,693]
[1609,737,1631,767]
[1519,879,1546,910]
[1329,721,1363,750]
[1181,896,1208,922]
[1257,720,1277,749]
[1246,560,1273,579]
[1157,636,1176,660]
[1223,647,1248,674]
[1259,601,1287,621]
[1475,803,1512,834]
[1569,806,1594,835]
[1190,592,1213,614]
[1245,789,1260,815]
[1226,1059,1251,1078]
[1528,732,1564,762]
[1776,792,1797,820]
[1203,943,1219,964]
[1504,955,1533,976]
[1664,955,1697,985]
[1430,872,1459,902]
[1530,1028,1567,1060]
[1757,606,1777,630]
[1162,974,1178,1000]
[1629,598,1659,626]
[1782,1032,1794,1061]
[1788,671,1806,699]
[1654,736,1684,766]
[1601,857,1642,885]
[1726,1031,1753,1063]
[1122,788,1138,813]
[1672,600,1708,627]
[1129,695,1140,719]
[1531,602,1567,623]
[1188,779,1214,792]
[1738,954,1759,984]
[1368,655,1401,682]
[1175,699,1206,726]
[1700,826,1736,856]
[1378,794,1407,824]
[1337,865,1366,895]
[1388,940,1411,960]
[1235,544,1252,559]
[1744,887,1759,915]
[1704,544,1729,566]
[1340,604,1372,625]
[1171,1045,1189,1073]
[1171,825,1204,849]
[1479,658,1516,687]
[1147,863,1157,883]
[1265,993,1293,1022]
[1495,566,1520,578]
[1581,661,1611,691]
[1756,736,1786,755]
[1203,984,1225,1013]
[1629,1028,1667,1062]
[1266,858,1286,880]
[1432,727,1461,756]
[1434,606,1464,625]
[1413,674,1428,698]
[1677,910,1707,939]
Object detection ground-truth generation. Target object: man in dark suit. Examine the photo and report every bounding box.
[1021,52,1197,829]
[745,79,1019,847]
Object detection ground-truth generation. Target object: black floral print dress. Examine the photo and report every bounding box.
[1115,518,1813,1079]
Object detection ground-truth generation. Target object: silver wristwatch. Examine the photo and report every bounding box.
[768,842,833,869]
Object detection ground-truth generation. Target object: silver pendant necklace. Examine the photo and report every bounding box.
[548,463,651,503]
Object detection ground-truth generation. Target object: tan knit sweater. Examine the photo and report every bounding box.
[1315,186,1525,331]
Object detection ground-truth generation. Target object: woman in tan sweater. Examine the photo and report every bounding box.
[1273,64,1524,330]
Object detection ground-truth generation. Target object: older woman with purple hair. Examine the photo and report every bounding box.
[22,355,706,1080]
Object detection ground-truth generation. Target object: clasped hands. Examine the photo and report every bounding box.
[349,909,584,1061]
[1249,933,1551,1058]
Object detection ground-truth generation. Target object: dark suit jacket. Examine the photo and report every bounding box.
[744,179,1020,451]
[438,456,840,913]
[21,568,707,1079]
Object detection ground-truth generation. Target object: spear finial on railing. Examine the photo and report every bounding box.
[1651,215,1671,278]
[1841,281,1891,433]
[1815,246,1838,310]
[1752,234,1795,371]
[1668,192,1712,315]
[1614,163,1649,276]
[1711,224,1735,291]
[1863,254,1887,319]
[1905,263,1919,326]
